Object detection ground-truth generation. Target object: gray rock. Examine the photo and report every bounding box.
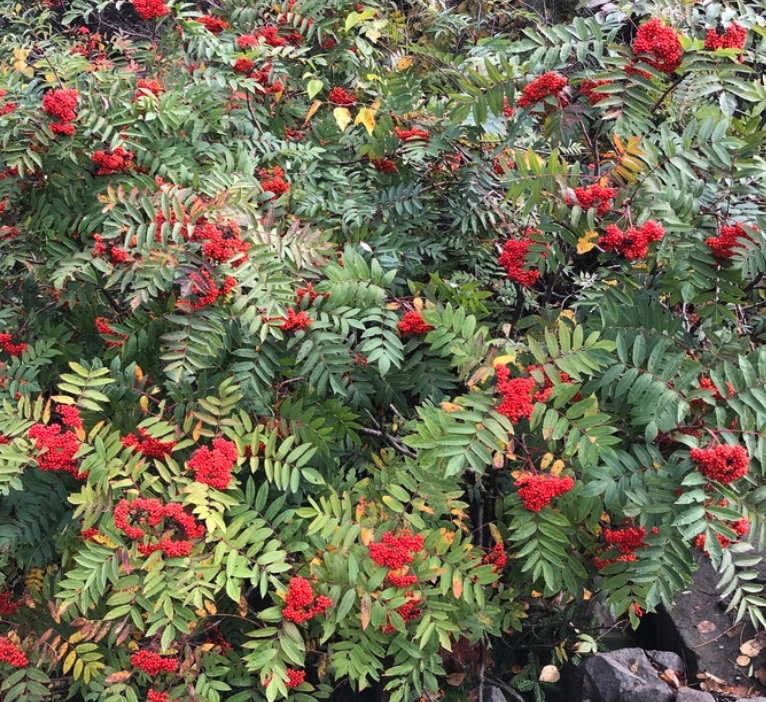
[645,650,684,673]
[736,699,766,702]
[676,689,715,702]
[579,648,674,702]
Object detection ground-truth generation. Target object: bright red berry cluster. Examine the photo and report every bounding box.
[122,428,176,458]
[28,422,85,480]
[368,530,423,568]
[515,474,575,512]
[147,691,178,702]
[0,332,27,357]
[92,147,134,175]
[370,156,398,173]
[42,88,79,136]
[239,26,285,49]
[0,637,28,668]
[397,311,434,337]
[573,183,617,217]
[197,16,230,34]
[282,576,333,623]
[178,270,236,311]
[253,64,284,94]
[188,438,238,490]
[57,404,82,429]
[329,87,356,105]
[258,165,290,199]
[134,78,163,101]
[697,376,735,404]
[395,127,430,143]
[130,650,178,675]
[503,96,515,117]
[280,308,312,331]
[498,230,547,287]
[286,669,306,689]
[114,498,205,557]
[95,317,128,347]
[690,444,749,484]
[598,220,664,259]
[383,592,422,633]
[632,18,683,74]
[233,58,255,75]
[296,283,328,305]
[517,72,568,109]
[604,526,647,554]
[705,223,754,259]
[0,89,16,114]
[704,22,747,51]
[495,365,537,424]
[192,220,250,265]
[92,234,130,264]
[133,0,170,20]
[579,79,612,105]
[482,542,507,573]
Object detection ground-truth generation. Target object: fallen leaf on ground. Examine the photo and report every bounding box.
[696,620,716,634]
[740,638,765,657]
[736,655,751,666]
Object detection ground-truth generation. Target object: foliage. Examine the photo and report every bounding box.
[2,0,766,699]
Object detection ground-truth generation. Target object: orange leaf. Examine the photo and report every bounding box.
[360,595,370,630]
[105,671,132,684]
[305,99,322,124]
[452,574,463,598]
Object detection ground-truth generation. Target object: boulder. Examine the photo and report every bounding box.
[676,690,715,702]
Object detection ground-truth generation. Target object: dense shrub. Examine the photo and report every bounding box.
[1,0,766,700]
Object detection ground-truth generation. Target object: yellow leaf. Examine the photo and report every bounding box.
[334,107,352,132]
[92,533,118,549]
[361,528,374,545]
[192,419,203,441]
[135,366,144,382]
[365,28,381,42]
[493,353,516,367]
[44,73,56,83]
[397,56,413,71]
[441,402,462,413]
[63,650,77,675]
[204,600,217,615]
[488,523,503,544]
[13,48,29,73]
[550,460,565,476]
[354,106,376,136]
[540,452,554,470]
[577,230,600,254]
[139,396,149,412]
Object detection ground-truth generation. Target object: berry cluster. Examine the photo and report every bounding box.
[604,526,647,553]
[383,592,422,633]
[704,22,747,51]
[296,283,328,305]
[329,87,356,105]
[369,529,424,587]
[28,422,85,479]
[690,444,749,484]
[95,317,128,347]
[573,183,617,217]
[130,650,178,675]
[177,270,236,311]
[114,497,205,557]
[503,96,514,117]
[0,637,28,668]
[92,234,130,265]
[517,72,568,109]
[92,147,134,176]
[515,474,575,512]
[0,591,21,615]
[133,0,170,20]
[0,332,27,357]
[286,669,306,689]
[233,58,255,75]
[397,311,434,337]
[697,376,735,404]
[283,576,333,623]
[579,79,612,105]
[632,18,683,74]
[57,404,82,429]
[70,28,104,60]
[498,230,547,287]
[705,223,754,259]
[197,16,230,34]
[482,542,507,573]
[134,78,163,102]
[42,88,79,136]
[147,691,178,702]
[253,64,284,95]
[258,166,290,199]
[122,428,176,459]
[192,220,250,265]
[495,365,537,424]
[238,26,284,49]
[395,127,430,143]
[369,155,397,173]
[280,308,312,331]
[0,89,16,115]
[598,220,664,259]
[188,438,238,490]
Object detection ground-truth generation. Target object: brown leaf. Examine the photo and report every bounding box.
[740,638,764,657]
[754,667,766,684]
[105,671,132,684]
[736,655,751,667]
[446,673,466,686]
[696,620,716,634]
